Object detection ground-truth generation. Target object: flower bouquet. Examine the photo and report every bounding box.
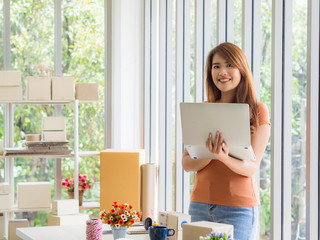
[61,173,92,205]
[100,202,140,228]
[100,202,141,239]
[200,231,233,240]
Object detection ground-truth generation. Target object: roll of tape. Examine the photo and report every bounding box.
[25,134,41,142]
[86,219,102,240]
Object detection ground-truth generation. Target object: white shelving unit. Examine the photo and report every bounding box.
[1,99,100,238]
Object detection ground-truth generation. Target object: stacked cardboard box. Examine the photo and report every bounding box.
[75,83,99,100]
[0,182,10,211]
[48,199,89,226]
[0,71,22,101]
[42,117,66,142]
[27,76,51,100]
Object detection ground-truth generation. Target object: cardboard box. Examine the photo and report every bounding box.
[167,213,191,240]
[0,215,3,240]
[51,76,74,101]
[0,182,9,195]
[0,194,10,210]
[182,221,234,240]
[42,117,66,131]
[17,182,51,209]
[0,71,21,86]
[100,149,145,213]
[75,83,99,100]
[8,219,29,240]
[52,199,79,216]
[27,76,51,100]
[43,131,66,142]
[0,86,22,101]
[48,214,89,226]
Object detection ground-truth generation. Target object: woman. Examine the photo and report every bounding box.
[182,42,270,240]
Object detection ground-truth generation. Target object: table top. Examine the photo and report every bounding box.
[16,224,149,240]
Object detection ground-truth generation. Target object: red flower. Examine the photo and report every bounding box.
[137,211,141,218]
[111,209,115,213]
[107,220,111,224]
[120,205,125,210]
[129,205,133,209]
[117,211,122,216]
[130,219,134,224]
[100,212,105,218]
[119,220,124,225]
[112,201,118,207]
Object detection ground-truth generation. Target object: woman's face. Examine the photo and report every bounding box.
[211,53,241,94]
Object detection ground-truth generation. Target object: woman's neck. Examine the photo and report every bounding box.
[218,91,235,103]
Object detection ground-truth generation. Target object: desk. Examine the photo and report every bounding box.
[16,225,149,240]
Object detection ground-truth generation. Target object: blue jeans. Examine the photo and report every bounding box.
[189,201,259,240]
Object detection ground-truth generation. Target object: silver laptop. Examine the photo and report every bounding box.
[180,102,256,161]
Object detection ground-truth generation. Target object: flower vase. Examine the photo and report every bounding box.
[111,226,127,239]
[67,190,84,206]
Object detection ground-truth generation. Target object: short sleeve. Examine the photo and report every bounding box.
[257,102,271,126]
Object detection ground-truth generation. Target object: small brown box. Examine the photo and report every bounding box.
[75,83,99,100]
[52,76,74,101]
[27,76,51,100]
[9,219,29,240]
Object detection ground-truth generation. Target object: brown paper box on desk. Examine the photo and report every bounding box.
[182,221,234,240]
[48,214,89,226]
[9,219,29,240]
[42,131,67,142]
[27,76,51,100]
[158,211,191,240]
[51,76,74,101]
[100,149,145,213]
[75,83,99,100]
[0,71,21,86]
[0,86,22,101]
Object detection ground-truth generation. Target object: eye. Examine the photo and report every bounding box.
[226,63,233,67]
[212,65,219,69]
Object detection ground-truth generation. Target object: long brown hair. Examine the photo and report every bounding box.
[205,42,259,134]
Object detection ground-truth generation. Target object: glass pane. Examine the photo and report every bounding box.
[234,0,242,47]
[10,0,55,226]
[0,0,3,69]
[210,0,217,48]
[291,0,307,239]
[61,0,104,206]
[259,0,272,238]
[0,0,3,182]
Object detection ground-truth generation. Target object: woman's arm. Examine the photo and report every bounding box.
[207,124,270,177]
[182,148,212,172]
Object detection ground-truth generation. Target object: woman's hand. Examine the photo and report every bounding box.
[206,131,229,161]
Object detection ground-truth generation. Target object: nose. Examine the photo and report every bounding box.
[219,68,228,76]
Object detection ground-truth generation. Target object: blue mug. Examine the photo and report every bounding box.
[149,226,175,240]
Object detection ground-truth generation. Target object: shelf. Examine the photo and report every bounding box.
[4,154,73,158]
[80,201,100,209]
[0,100,73,104]
[0,206,52,213]
[78,151,100,157]
[4,151,100,158]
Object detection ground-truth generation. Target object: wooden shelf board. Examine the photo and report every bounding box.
[5,154,73,158]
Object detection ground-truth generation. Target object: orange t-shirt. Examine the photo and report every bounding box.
[190,101,270,207]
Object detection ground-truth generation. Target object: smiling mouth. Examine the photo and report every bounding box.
[218,78,231,83]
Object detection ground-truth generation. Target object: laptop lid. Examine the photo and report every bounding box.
[180,102,254,160]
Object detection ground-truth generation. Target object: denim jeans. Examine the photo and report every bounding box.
[188,201,259,240]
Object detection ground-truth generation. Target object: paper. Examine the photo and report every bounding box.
[141,163,156,221]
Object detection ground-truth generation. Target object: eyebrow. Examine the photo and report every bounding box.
[212,61,229,65]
